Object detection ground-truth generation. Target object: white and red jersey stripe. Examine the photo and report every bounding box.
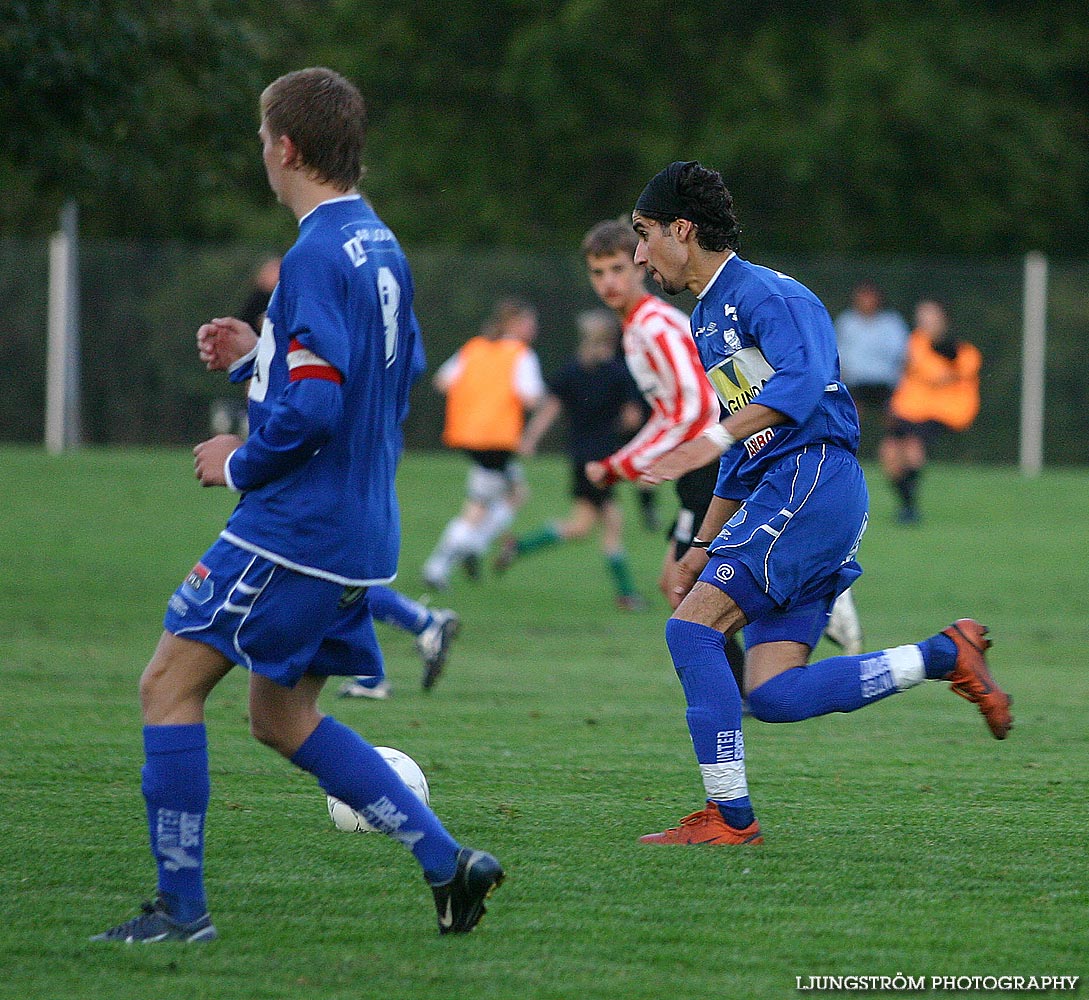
[287,337,343,383]
[603,294,719,481]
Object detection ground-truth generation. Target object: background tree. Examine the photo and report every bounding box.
[0,0,266,239]
[2,0,1087,254]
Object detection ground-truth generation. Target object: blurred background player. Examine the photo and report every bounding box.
[422,297,545,590]
[209,255,284,439]
[494,308,647,610]
[879,299,982,525]
[237,254,282,331]
[337,587,461,697]
[834,280,909,460]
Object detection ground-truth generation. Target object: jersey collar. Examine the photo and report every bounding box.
[298,193,363,227]
[696,252,736,300]
[624,293,655,325]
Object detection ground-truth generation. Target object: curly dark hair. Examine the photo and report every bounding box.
[640,162,742,253]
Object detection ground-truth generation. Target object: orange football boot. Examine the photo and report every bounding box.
[639,803,763,845]
[941,619,1013,740]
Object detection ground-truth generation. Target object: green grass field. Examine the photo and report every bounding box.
[1,447,1086,999]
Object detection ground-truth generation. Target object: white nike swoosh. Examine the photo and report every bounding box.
[438,898,454,929]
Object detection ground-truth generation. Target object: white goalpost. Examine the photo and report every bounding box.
[1018,252,1048,477]
[45,201,82,453]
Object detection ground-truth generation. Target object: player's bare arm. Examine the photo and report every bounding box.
[643,403,790,484]
[197,317,259,372]
[519,394,562,456]
[584,459,615,487]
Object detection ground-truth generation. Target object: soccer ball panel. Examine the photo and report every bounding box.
[327,794,370,833]
[326,745,431,833]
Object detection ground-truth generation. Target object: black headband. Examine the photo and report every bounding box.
[634,160,700,222]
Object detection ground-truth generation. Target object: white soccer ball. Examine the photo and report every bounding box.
[326,746,431,833]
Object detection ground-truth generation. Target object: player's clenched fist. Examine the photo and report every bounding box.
[193,434,244,487]
[197,317,258,372]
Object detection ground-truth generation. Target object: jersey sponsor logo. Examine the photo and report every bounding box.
[722,305,742,352]
[744,427,776,458]
[707,347,774,413]
[343,234,368,266]
[182,562,214,605]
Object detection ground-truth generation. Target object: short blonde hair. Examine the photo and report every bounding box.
[261,68,366,191]
[581,218,639,259]
[576,308,620,350]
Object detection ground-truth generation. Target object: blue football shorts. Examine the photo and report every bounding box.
[699,444,868,650]
[163,537,385,687]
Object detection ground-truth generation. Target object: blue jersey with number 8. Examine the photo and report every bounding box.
[222,195,421,586]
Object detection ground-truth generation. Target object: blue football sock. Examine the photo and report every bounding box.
[712,796,756,830]
[665,619,751,813]
[918,632,958,679]
[747,651,902,723]
[665,619,745,762]
[141,723,210,922]
[291,716,459,883]
[367,586,431,636]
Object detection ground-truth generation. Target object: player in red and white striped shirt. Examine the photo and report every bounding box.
[582,220,720,579]
[599,293,719,482]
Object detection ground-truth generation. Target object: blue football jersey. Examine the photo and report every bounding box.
[690,255,861,496]
[221,195,421,585]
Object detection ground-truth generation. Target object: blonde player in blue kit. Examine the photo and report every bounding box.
[91,68,501,942]
[631,161,1013,846]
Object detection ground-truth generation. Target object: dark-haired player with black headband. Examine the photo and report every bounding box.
[630,161,1012,846]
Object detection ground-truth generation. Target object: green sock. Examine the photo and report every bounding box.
[517,523,562,554]
[605,551,637,597]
